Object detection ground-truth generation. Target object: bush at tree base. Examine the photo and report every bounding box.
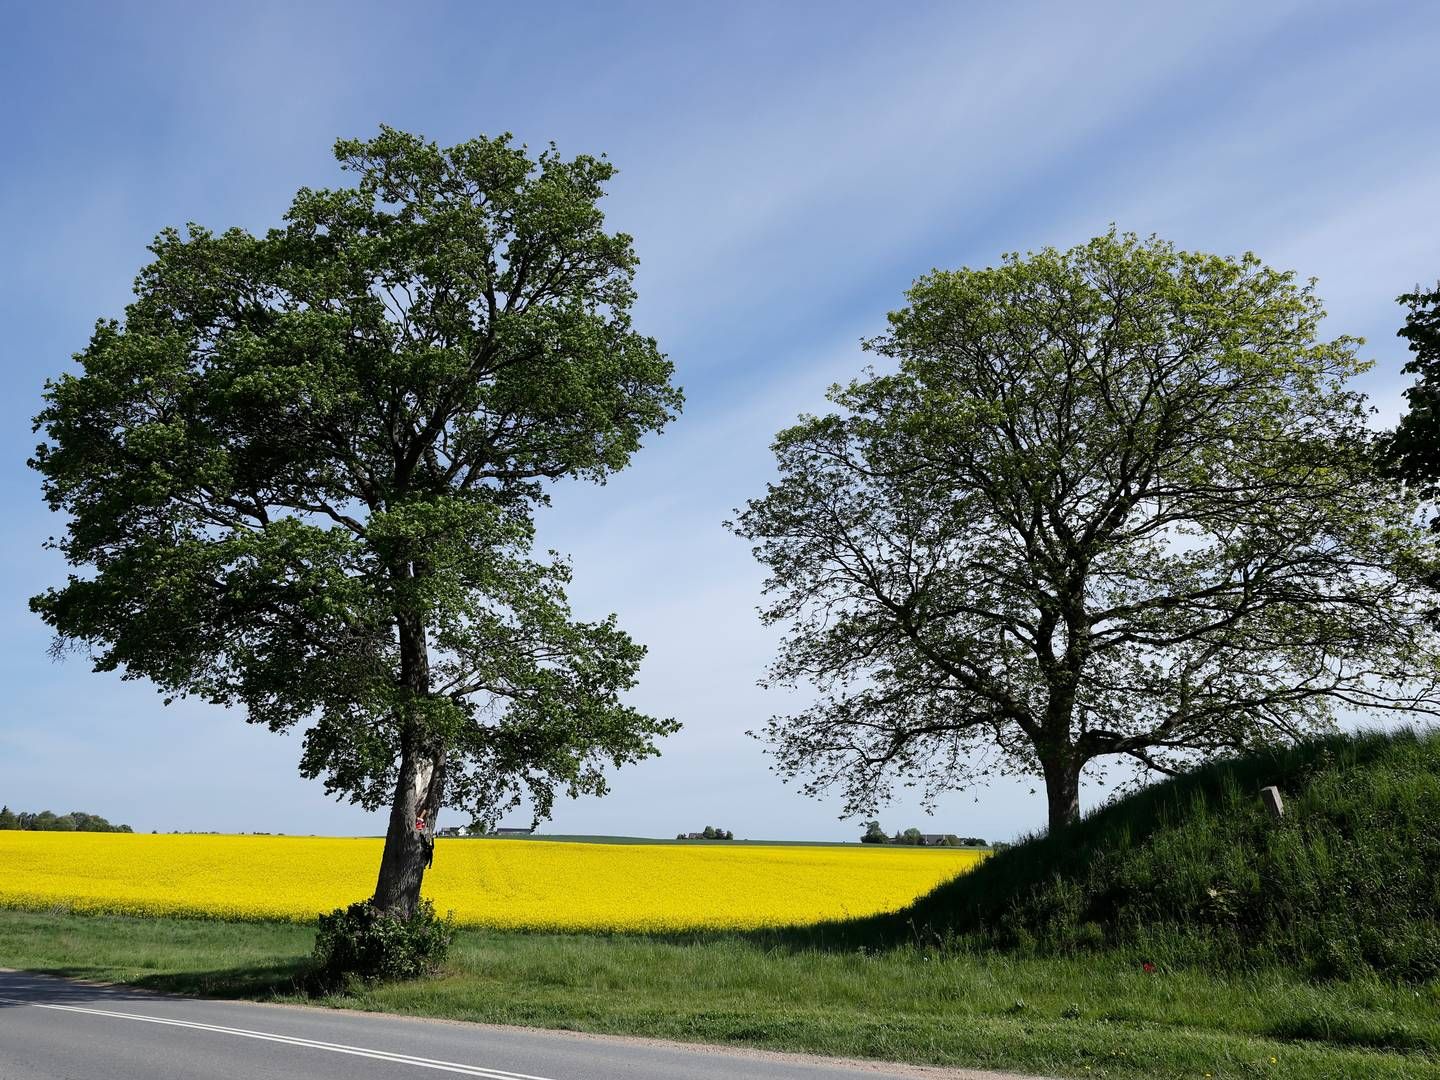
[310,898,455,988]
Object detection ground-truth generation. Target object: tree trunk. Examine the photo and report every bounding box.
[372,741,444,916]
[371,601,442,917]
[1041,754,1082,833]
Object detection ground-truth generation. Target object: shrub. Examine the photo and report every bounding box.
[310,898,454,988]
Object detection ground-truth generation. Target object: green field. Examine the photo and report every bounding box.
[3,909,1438,1079]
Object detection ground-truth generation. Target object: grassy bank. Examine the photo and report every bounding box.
[808,728,1440,981]
[3,909,1438,1079]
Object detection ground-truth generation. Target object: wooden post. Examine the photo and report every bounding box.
[1260,786,1285,819]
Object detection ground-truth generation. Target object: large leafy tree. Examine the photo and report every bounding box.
[1386,283,1440,500]
[31,128,683,915]
[731,232,1440,832]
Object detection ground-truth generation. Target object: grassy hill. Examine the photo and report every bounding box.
[832,727,1440,980]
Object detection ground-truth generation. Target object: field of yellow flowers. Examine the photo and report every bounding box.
[0,832,983,931]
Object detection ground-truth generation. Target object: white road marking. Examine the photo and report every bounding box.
[0,997,563,1079]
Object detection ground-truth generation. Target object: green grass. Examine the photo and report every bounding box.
[3,909,1438,1079]
[791,728,1440,981]
[6,730,1439,1077]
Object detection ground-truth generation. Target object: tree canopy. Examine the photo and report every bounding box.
[31,127,682,913]
[731,231,1440,830]
[1385,283,1440,500]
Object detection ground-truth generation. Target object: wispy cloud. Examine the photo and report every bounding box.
[2,1,1436,839]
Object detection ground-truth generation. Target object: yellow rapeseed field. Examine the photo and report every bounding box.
[0,832,983,931]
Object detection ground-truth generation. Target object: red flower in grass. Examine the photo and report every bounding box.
[1141,961,1156,973]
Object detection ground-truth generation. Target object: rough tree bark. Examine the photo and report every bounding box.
[372,600,443,917]
[372,743,445,916]
[1041,753,1082,833]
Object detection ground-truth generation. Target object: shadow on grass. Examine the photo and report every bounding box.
[1266,1010,1437,1055]
[26,958,311,1000]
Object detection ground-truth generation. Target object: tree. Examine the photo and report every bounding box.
[0,808,131,832]
[899,827,924,846]
[31,127,683,917]
[860,820,887,843]
[1385,284,1440,507]
[731,231,1440,832]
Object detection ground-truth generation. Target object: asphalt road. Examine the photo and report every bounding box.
[0,970,1047,1080]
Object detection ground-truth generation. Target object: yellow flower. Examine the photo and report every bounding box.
[0,832,986,930]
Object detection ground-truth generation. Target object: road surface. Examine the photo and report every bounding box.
[0,970,1049,1080]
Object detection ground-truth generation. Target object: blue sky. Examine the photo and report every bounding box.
[1,1,1436,840]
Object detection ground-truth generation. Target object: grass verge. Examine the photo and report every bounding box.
[3,909,1438,1079]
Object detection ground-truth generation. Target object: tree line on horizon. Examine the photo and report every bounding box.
[0,806,132,832]
[860,822,988,847]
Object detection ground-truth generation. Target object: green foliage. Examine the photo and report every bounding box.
[29,126,682,838]
[0,807,131,832]
[731,230,1440,829]
[680,826,733,840]
[832,729,1440,981]
[1384,282,1440,498]
[860,820,887,843]
[311,898,455,987]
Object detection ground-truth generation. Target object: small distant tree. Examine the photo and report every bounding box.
[701,825,717,839]
[900,826,924,846]
[860,820,887,843]
[732,232,1440,832]
[0,806,16,830]
[723,829,734,840]
[69,811,124,832]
